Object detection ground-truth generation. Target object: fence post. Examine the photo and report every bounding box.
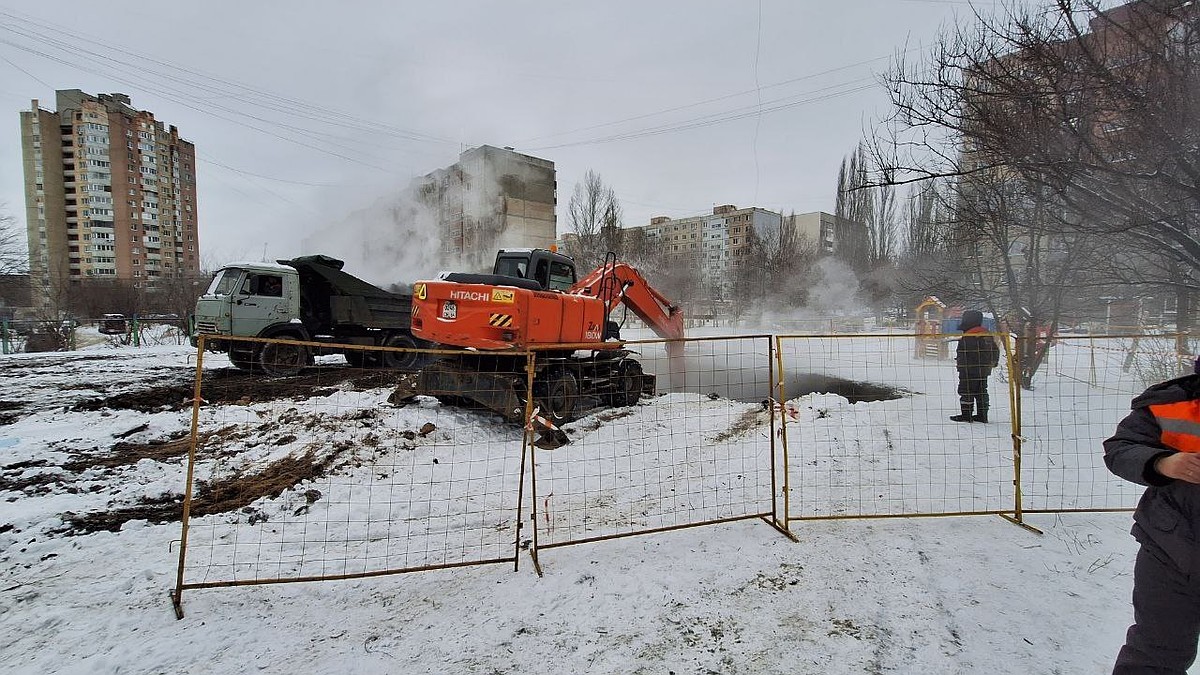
[1,319,8,355]
[1003,332,1040,534]
[1009,332,1023,524]
[773,335,795,539]
[172,335,207,620]
[1089,335,1097,386]
[132,316,141,347]
[67,320,77,351]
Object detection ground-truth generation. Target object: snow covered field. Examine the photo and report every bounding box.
[0,331,1179,674]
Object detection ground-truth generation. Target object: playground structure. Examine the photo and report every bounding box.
[914,296,951,359]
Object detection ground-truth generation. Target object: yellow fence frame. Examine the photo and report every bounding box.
[173,329,1178,615]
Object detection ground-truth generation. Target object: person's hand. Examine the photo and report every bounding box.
[1154,453,1200,483]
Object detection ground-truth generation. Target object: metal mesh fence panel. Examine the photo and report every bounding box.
[1018,334,1186,512]
[173,328,1178,612]
[777,333,1016,520]
[528,335,780,550]
[174,336,526,611]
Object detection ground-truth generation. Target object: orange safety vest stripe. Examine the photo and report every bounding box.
[1150,400,1200,453]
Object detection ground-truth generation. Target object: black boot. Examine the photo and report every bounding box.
[950,403,974,422]
[973,395,989,423]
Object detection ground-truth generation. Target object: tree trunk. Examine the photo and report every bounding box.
[1177,286,1193,363]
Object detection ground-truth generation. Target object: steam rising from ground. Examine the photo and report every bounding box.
[299,150,548,289]
[301,188,444,290]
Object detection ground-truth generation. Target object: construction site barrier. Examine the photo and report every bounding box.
[172,334,530,617]
[171,329,1180,614]
[523,335,790,572]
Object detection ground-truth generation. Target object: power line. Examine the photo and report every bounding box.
[0,50,51,88]
[0,9,463,149]
[0,35,401,172]
[518,49,912,146]
[528,79,877,151]
[194,154,339,187]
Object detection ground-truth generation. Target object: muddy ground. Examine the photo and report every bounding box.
[69,366,412,414]
[1,362,422,536]
[1,354,911,538]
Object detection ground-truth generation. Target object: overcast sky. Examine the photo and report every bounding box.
[0,0,1006,270]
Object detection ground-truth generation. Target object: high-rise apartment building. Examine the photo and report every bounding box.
[19,90,199,307]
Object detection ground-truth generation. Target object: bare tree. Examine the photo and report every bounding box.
[835,147,873,271]
[733,213,818,308]
[870,0,1198,384]
[564,170,623,271]
[0,203,27,275]
[838,143,899,268]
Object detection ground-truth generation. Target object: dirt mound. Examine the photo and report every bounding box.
[70,366,404,413]
[0,400,22,426]
[58,448,343,534]
[62,429,229,472]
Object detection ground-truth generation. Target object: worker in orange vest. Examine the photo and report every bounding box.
[950,310,999,423]
[1105,357,1200,673]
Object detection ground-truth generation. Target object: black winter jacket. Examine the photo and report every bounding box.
[1104,374,1200,564]
[955,328,1000,373]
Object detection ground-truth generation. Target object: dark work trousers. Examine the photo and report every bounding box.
[956,367,989,414]
[1114,541,1200,673]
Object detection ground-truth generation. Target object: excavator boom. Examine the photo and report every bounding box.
[571,262,685,344]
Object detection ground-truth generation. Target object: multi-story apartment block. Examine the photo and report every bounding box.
[787,212,867,258]
[632,205,784,282]
[414,145,556,272]
[19,90,199,307]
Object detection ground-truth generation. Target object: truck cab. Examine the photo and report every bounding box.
[194,262,300,345]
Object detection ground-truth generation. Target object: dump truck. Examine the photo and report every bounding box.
[192,255,430,376]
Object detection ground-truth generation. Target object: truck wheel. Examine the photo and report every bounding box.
[258,339,309,377]
[229,349,256,371]
[380,334,421,371]
[612,360,643,407]
[344,350,367,368]
[542,369,578,421]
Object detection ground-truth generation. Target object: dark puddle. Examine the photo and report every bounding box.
[781,373,913,404]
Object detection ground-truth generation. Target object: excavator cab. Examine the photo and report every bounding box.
[493,249,577,291]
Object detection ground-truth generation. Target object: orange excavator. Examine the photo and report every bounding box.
[408,248,685,427]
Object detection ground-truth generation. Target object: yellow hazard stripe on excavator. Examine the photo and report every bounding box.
[489,313,513,328]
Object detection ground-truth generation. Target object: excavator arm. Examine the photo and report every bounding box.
[571,262,685,349]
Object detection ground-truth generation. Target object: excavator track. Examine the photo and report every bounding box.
[397,350,654,433]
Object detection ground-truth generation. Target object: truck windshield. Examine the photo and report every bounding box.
[206,269,244,297]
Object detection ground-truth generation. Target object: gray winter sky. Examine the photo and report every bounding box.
[0,0,1004,270]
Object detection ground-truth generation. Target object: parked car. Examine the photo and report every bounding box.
[99,314,128,335]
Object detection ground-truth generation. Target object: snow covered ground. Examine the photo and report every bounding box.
[0,331,1179,674]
